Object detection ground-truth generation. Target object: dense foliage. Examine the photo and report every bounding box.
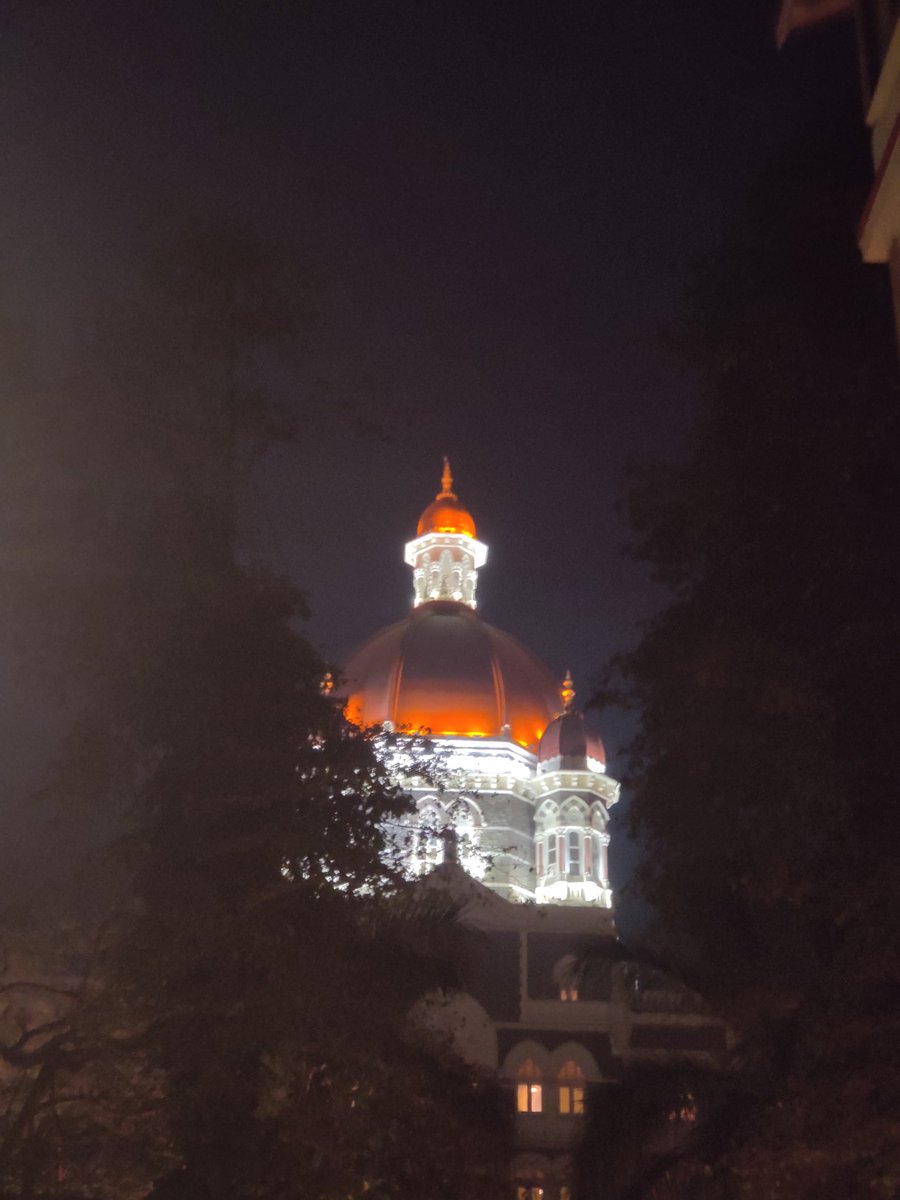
[0,220,509,1199]
[589,108,900,1197]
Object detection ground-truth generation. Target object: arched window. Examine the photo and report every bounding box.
[558,1060,585,1115]
[516,1059,543,1113]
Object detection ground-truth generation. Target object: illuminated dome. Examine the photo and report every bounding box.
[416,457,476,537]
[344,600,559,750]
[538,673,606,770]
[538,712,606,769]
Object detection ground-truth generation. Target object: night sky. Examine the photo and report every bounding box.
[0,2,865,889]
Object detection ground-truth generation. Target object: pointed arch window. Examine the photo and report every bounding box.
[516,1059,543,1113]
[558,1060,585,1115]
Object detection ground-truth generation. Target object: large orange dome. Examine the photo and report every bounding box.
[343,601,559,750]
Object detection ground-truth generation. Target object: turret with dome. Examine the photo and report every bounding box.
[343,460,619,905]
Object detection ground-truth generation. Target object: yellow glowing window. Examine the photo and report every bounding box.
[516,1082,543,1113]
[559,986,578,1001]
[516,1059,543,1113]
[558,1060,586,1115]
[516,1188,543,1200]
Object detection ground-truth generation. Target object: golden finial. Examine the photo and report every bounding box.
[439,455,456,498]
[560,670,575,712]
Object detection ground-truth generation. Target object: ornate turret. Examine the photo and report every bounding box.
[404,458,488,608]
[533,673,617,907]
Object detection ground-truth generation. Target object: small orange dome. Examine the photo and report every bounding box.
[417,496,476,537]
[416,456,476,538]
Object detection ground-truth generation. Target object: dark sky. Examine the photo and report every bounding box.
[0,2,863,847]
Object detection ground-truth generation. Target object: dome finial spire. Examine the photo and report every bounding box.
[561,670,575,712]
[440,455,455,498]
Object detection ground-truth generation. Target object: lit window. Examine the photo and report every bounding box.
[516,1059,543,1113]
[666,1091,698,1123]
[558,1060,585,1115]
[560,1190,571,1200]
[516,1188,543,1200]
[553,953,579,1001]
